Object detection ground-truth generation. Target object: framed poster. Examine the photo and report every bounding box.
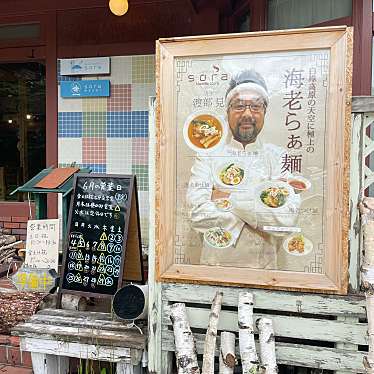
[155,26,353,293]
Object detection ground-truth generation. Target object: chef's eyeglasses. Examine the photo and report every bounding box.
[229,102,266,113]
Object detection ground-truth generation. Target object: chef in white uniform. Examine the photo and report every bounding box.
[186,69,301,269]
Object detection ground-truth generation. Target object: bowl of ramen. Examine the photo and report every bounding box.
[183,112,227,153]
[216,162,246,187]
[287,175,311,194]
[283,234,313,256]
[214,198,233,212]
[255,181,293,209]
[204,227,234,249]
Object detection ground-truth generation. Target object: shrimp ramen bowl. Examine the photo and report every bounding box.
[183,112,227,153]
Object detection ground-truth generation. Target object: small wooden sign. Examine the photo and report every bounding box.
[34,167,79,189]
[11,267,58,292]
[24,219,60,271]
[59,174,143,298]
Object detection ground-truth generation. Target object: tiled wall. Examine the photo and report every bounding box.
[57,55,155,247]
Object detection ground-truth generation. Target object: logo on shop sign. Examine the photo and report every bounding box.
[60,80,110,98]
[60,57,110,76]
[71,82,81,95]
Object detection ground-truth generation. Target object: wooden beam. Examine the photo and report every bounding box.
[352,0,372,95]
[312,16,352,27]
[45,10,58,219]
[352,96,374,113]
[217,0,233,16]
[250,0,267,31]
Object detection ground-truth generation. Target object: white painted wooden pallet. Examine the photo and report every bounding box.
[12,308,146,374]
[161,283,367,373]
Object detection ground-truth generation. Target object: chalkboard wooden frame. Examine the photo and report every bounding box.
[59,173,144,299]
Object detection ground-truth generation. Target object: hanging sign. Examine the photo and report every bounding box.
[59,174,143,298]
[60,80,110,98]
[24,219,59,271]
[60,57,110,76]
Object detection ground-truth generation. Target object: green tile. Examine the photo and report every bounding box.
[82,98,107,112]
[132,164,149,191]
[83,112,106,137]
[132,56,155,84]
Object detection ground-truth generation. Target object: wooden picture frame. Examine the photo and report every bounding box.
[155,26,353,294]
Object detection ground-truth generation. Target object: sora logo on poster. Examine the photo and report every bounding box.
[184,64,229,86]
[175,51,328,273]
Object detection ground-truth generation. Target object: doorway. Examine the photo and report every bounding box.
[0,62,46,200]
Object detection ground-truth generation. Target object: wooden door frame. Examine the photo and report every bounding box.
[0,11,58,218]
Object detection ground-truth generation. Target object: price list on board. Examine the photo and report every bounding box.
[61,175,134,296]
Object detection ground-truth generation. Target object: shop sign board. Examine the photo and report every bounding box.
[60,57,110,75]
[60,80,110,98]
[155,26,353,294]
[59,174,143,298]
[24,219,59,271]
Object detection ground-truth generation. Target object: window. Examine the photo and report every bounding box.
[268,0,352,30]
[0,63,46,200]
[0,23,40,41]
[238,12,250,32]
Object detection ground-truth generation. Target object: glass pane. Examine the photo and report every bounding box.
[0,63,46,201]
[0,23,40,40]
[238,13,250,32]
[268,0,352,30]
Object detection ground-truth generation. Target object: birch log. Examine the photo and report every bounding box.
[257,318,277,374]
[359,197,374,373]
[202,291,223,374]
[238,292,259,373]
[61,294,87,311]
[170,302,200,374]
[219,331,236,373]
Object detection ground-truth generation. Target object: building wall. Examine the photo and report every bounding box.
[57,55,155,248]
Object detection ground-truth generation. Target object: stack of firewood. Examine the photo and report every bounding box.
[0,228,22,265]
[0,292,46,334]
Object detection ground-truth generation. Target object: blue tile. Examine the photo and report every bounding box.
[81,163,107,173]
[58,112,83,137]
[107,111,149,138]
[59,162,105,173]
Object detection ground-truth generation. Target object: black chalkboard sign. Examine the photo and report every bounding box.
[59,174,143,298]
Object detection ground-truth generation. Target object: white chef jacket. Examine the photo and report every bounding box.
[186,135,301,269]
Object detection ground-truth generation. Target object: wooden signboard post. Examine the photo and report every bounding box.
[59,174,143,299]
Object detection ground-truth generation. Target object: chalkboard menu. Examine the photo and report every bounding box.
[59,174,143,297]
